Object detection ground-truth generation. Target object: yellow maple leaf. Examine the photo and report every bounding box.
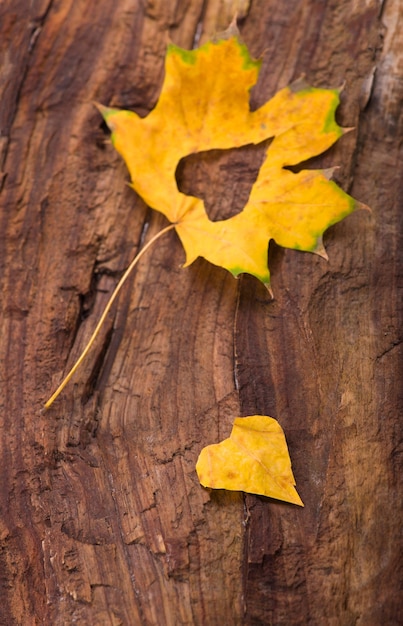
[99,31,361,286]
[196,415,303,506]
[44,30,364,414]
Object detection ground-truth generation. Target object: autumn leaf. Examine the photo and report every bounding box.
[99,30,362,286]
[196,415,303,506]
[44,29,364,409]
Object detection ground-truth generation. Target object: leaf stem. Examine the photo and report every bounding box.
[44,223,176,409]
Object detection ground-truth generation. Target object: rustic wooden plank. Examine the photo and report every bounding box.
[0,0,401,624]
[238,1,403,624]
[0,1,243,623]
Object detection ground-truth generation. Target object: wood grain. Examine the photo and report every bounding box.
[0,0,401,624]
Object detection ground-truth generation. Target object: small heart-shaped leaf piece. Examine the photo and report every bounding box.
[196,415,304,506]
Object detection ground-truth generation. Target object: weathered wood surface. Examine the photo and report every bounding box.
[0,0,401,624]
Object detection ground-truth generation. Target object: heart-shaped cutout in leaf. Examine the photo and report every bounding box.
[196,415,304,506]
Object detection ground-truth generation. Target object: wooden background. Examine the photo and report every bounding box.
[0,0,401,624]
